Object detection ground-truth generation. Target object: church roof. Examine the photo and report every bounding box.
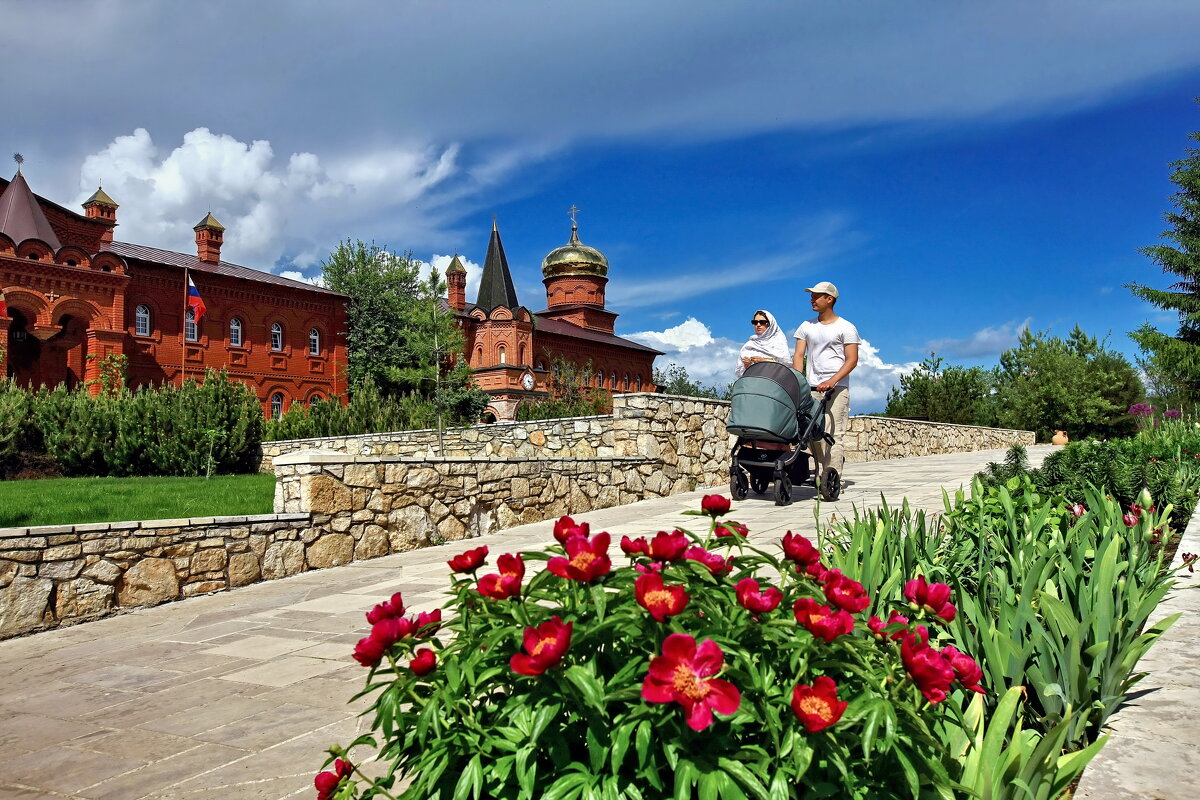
[108,241,346,297]
[475,221,520,311]
[83,186,118,207]
[532,314,663,355]
[542,222,608,279]
[446,253,466,273]
[0,171,62,249]
[194,211,225,231]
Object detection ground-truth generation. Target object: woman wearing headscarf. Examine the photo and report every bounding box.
[736,310,792,377]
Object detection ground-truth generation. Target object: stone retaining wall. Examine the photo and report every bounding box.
[0,513,329,639]
[260,393,1034,468]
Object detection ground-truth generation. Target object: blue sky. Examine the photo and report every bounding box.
[5,1,1200,411]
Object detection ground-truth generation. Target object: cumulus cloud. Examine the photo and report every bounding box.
[626,317,915,412]
[925,318,1032,359]
[72,127,518,276]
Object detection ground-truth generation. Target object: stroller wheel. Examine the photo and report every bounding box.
[819,468,841,501]
[730,469,748,501]
[773,475,792,506]
[751,475,770,495]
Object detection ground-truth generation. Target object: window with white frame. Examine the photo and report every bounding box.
[135,304,151,336]
[309,327,321,355]
[185,308,198,342]
[271,392,284,419]
[271,322,283,351]
[229,317,243,347]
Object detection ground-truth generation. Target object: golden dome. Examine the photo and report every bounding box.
[541,223,608,279]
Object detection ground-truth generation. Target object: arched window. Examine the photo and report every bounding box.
[135,304,151,337]
[595,370,603,388]
[519,344,527,364]
[271,322,283,351]
[309,327,321,355]
[636,375,643,391]
[537,361,545,371]
[498,345,507,364]
[271,392,284,419]
[610,371,617,389]
[185,308,198,342]
[309,394,322,407]
[229,317,243,347]
[624,374,631,391]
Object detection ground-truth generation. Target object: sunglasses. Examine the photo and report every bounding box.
[751,319,769,326]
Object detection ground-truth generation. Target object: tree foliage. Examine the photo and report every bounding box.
[884,354,994,425]
[320,240,488,421]
[1128,103,1200,409]
[991,327,1142,442]
[515,357,610,421]
[653,363,727,400]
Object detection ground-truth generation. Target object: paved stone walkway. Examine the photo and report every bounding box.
[0,445,1192,798]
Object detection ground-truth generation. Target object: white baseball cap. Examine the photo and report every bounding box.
[805,281,839,298]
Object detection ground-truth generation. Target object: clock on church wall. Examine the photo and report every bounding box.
[521,372,535,390]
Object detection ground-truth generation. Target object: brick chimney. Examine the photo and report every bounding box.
[446,253,467,312]
[193,212,225,264]
[82,186,118,246]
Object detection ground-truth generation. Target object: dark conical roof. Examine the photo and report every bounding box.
[475,220,520,311]
[84,185,118,208]
[0,171,62,249]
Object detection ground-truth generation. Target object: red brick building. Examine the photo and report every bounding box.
[0,170,348,417]
[450,219,661,420]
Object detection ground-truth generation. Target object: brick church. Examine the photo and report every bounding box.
[0,168,348,417]
[1,164,658,422]
[448,216,661,421]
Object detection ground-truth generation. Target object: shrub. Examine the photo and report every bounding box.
[317,502,999,799]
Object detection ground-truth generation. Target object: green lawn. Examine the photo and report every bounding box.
[0,473,276,528]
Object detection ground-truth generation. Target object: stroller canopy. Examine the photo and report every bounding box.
[725,361,821,444]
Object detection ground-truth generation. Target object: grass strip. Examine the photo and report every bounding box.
[0,473,276,528]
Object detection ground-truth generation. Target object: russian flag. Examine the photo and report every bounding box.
[0,288,7,318]
[187,275,206,323]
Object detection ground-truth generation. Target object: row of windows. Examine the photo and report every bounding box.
[135,304,323,355]
[595,371,643,392]
[270,392,324,419]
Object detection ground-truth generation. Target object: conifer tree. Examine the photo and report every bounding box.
[1128,102,1200,407]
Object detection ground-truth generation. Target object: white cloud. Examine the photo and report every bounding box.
[925,318,1032,359]
[72,127,520,275]
[627,317,915,411]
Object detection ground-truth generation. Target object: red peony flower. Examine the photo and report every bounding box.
[413,608,441,637]
[621,535,650,557]
[735,577,782,614]
[793,597,854,642]
[352,615,416,667]
[315,758,353,800]
[823,570,870,613]
[635,561,666,574]
[868,610,911,640]
[901,635,956,704]
[903,575,957,622]
[683,546,732,576]
[805,561,830,583]
[701,494,732,517]
[448,545,488,573]
[477,553,525,600]
[365,592,405,625]
[553,515,590,545]
[510,616,573,676]
[781,531,821,566]
[941,645,986,694]
[790,676,848,733]
[547,532,612,582]
[635,572,690,621]
[409,648,437,676]
[642,633,741,731]
[648,530,690,562]
[715,520,748,539]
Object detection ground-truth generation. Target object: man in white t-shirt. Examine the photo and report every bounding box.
[792,281,859,499]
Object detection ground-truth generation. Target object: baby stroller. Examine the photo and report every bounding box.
[725,361,839,506]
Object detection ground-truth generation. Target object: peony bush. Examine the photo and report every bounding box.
[316,496,990,800]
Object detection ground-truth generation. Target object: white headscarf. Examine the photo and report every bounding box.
[736,309,791,377]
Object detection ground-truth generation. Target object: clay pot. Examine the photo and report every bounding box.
[1051,430,1069,446]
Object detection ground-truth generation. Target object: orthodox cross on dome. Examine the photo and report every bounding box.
[568,204,580,226]
[13,153,24,174]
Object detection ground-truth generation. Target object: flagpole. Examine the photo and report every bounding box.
[182,267,188,387]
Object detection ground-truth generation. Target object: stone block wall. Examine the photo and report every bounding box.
[0,513,329,639]
[840,417,1035,462]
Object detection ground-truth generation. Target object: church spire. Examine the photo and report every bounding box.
[475,218,520,311]
[0,166,62,249]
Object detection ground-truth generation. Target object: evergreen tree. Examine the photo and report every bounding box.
[1128,102,1200,408]
[884,353,995,425]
